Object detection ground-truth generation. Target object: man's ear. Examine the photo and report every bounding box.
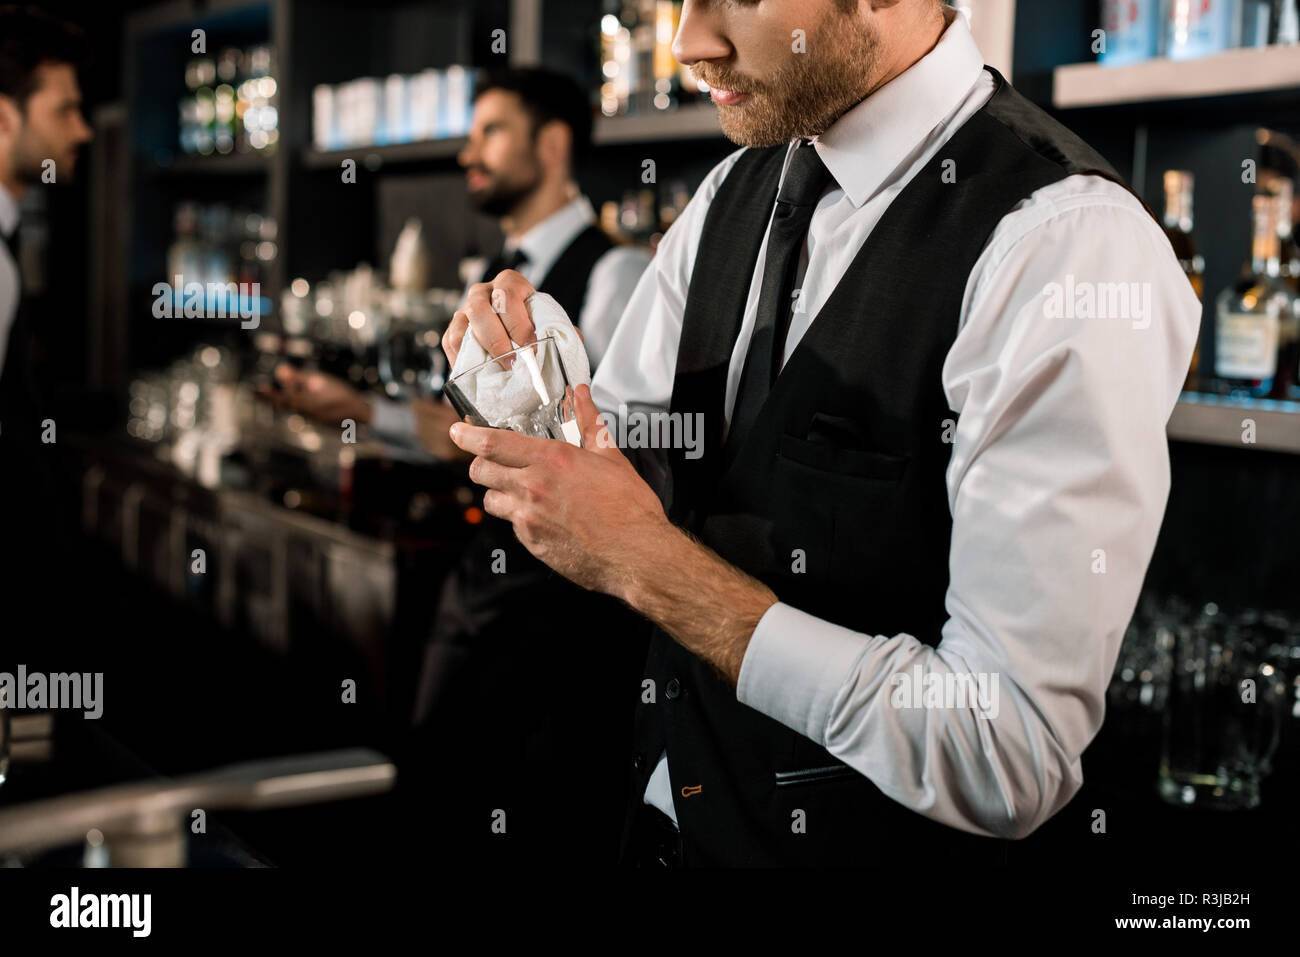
[534,119,572,177]
[0,95,22,139]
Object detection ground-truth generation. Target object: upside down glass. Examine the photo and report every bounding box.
[443,336,583,447]
[1157,604,1287,809]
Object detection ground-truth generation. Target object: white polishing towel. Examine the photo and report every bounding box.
[448,291,591,429]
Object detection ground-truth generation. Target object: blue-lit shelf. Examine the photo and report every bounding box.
[1169,392,1300,454]
[149,289,274,325]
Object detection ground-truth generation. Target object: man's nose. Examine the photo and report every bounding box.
[74,113,93,143]
[672,0,731,68]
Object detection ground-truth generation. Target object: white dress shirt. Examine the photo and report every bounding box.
[591,11,1201,838]
[0,183,21,375]
[368,195,651,447]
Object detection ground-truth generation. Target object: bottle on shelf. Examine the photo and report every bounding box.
[599,0,704,116]
[1099,0,1162,66]
[1267,185,1300,397]
[1279,0,1300,44]
[1163,171,1206,390]
[1213,194,1296,398]
[1272,176,1300,294]
[1165,0,1238,60]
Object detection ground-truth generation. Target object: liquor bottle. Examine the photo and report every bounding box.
[1100,0,1162,65]
[1214,195,1295,397]
[1275,177,1300,294]
[192,57,216,155]
[599,2,632,116]
[214,48,239,154]
[1166,0,1238,60]
[1269,189,1300,398]
[1164,171,1206,389]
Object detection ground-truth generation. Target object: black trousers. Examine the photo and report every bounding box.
[405,517,651,867]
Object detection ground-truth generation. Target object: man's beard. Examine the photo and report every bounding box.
[10,132,76,185]
[468,161,542,218]
[695,11,880,147]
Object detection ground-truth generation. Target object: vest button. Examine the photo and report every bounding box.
[665,678,681,699]
[633,754,645,772]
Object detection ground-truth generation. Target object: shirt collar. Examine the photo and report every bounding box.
[504,195,596,280]
[809,7,985,210]
[0,183,19,239]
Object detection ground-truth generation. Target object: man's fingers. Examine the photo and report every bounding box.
[467,454,521,492]
[449,421,545,467]
[442,311,468,367]
[489,269,538,347]
[575,384,618,456]
[481,488,518,523]
[464,283,516,365]
[490,283,535,352]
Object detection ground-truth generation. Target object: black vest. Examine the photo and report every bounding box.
[481,223,614,321]
[625,67,1152,866]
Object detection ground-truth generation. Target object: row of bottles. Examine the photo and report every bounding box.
[598,0,709,116]
[179,46,278,155]
[598,181,691,250]
[167,202,278,292]
[311,67,475,152]
[1099,0,1299,67]
[1168,170,1300,399]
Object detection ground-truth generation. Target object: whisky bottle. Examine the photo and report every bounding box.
[1164,171,1206,390]
[1270,190,1300,399]
[1214,196,1295,398]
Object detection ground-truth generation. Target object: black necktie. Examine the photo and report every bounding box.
[479,245,529,283]
[728,140,833,446]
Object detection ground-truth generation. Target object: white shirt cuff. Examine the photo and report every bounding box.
[736,602,872,745]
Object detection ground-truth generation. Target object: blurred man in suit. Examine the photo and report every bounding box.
[0,6,92,628]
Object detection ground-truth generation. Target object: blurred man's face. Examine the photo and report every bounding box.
[673,0,882,147]
[458,90,545,218]
[1,63,93,185]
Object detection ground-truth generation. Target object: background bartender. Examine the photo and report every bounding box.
[0,6,92,630]
[268,67,650,459]
[271,67,654,864]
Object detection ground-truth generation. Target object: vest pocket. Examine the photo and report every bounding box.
[774,763,861,787]
[777,433,909,481]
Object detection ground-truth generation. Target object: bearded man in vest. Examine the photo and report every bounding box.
[442,0,1201,866]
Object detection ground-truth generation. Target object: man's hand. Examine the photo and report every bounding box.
[448,384,779,685]
[412,398,471,462]
[256,365,372,425]
[442,269,537,368]
[448,383,671,598]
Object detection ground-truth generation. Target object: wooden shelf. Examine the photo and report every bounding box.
[301,138,467,169]
[1168,392,1300,454]
[298,103,725,169]
[149,151,276,176]
[1054,43,1300,109]
[593,103,722,144]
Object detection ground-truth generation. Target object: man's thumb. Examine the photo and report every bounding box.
[575,384,617,455]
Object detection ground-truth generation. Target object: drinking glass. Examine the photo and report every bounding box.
[1157,603,1287,809]
[443,336,583,446]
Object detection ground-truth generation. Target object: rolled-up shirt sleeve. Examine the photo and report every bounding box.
[736,179,1202,839]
